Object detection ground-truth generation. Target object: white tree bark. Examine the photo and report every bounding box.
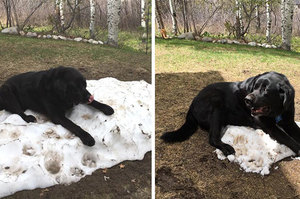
[141,0,146,28]
[107,0,121,46]
[89,0,95,38]
[281,0,294,50]
[169,0,177,35]
[59,0,64,28]
[266,0,271,43]
[255,5,260,32]
[235,0,242,38]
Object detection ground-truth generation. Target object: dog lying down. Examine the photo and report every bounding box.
[0,77,152,198]
[162,72,300,159]
[0,66,114,146]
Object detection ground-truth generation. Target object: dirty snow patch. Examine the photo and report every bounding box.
[0,78,152,198]
[215,124,299,175]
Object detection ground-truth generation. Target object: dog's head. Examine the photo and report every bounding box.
[244,72,294,117]
[50,66,94,105]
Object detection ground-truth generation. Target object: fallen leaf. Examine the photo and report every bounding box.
[119,164,125,169]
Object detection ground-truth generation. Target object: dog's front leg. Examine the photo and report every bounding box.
[50,114,95,146]
[88,100,114,115]
[257,117,300,155]
[279,120,300,144]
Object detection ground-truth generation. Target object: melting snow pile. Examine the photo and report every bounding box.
[0,78,152,198]
[215,124,300,175]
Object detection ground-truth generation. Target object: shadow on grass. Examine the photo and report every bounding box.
[155,71,299,199]
[156,38,300,59]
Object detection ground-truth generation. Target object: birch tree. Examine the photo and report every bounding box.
[266,0,271,43]
[141,0,146,28]
[89,0,95,39]
[281,0,294,50]
[59,0,64,28]
[107,0,121,46]
[255,5,261,32]
[169,0,177,35]
[235,0,242,39]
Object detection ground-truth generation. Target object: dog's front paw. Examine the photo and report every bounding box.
[24,115,37,123]
[221,144,235,156]
[103,105,114,116]
[80,134,95,146]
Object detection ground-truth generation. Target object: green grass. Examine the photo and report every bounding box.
[0,33,151,82]
[156,38,300,82]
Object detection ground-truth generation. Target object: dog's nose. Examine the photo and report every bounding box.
[244,94,255,106]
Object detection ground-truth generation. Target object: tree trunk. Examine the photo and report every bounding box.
[75,0,82,27]
[89,0,96,39]
[281,0,294,50]
[255,5,261,32]
[107,0,121,46]
[169,0,177,35]
[155,0,164,30]
[141,0,146,28]
[235,0,242,39]
[59,0,64,28]
[182,0,189,32]
[266,0,271,43]
[3,0,12,28]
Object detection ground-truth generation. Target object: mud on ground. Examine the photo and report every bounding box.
[155,71,300,199]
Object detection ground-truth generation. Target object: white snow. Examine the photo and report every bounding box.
[0,78,152,198]
[215,124,300,175]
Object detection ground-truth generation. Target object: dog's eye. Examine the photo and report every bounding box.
[279,88,285,94]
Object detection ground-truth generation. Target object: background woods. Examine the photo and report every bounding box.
[156,0,300,51]
[0,0,151,50]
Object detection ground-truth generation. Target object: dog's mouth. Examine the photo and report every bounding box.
[87,95,94,104]
[250,106,270,116]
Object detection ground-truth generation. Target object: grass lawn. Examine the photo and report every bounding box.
[0,33,151,84]
[156,38,300,85]
[155,38,300,198]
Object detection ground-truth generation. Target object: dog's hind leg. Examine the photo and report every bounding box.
[160,109,198,142]
[208,109,235,156]
[0,85,36,123]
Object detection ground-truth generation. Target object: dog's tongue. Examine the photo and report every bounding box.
[88,95,94,104]
[254,107,264,113]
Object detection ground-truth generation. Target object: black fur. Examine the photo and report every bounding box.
[161,72,300,156]
[0,66,114,146]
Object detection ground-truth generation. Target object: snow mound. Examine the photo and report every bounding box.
[0,78,152,198]
[215,124,300,175]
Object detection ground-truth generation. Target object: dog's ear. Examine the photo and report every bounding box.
[53,79,67,99]
[278,83,294,110]
[242,74,261,92]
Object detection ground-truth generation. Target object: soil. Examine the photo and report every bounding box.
[0,62,152,198]
[155,71,300,199]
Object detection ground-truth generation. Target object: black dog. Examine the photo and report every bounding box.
[0,66,114,146]
[161,72,300,156]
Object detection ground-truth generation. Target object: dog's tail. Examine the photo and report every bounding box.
[160,109,198,142]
